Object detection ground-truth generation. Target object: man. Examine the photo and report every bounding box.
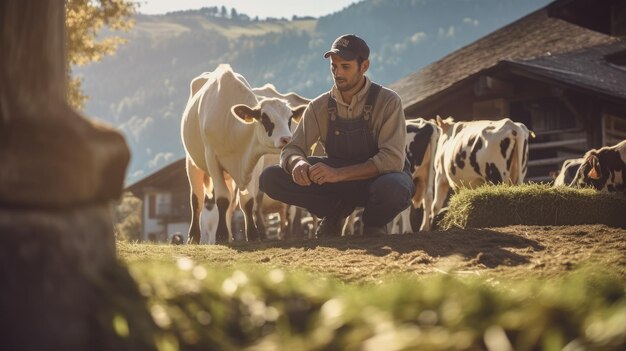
[259,34,414,237]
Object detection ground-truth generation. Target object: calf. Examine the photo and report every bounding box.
[569,140,626,193]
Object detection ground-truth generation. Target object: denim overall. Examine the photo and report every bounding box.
[259,84,415,227]
[325,83,381,164]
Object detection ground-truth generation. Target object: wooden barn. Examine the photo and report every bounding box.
[390,5,626,181]
[125,158,190,242]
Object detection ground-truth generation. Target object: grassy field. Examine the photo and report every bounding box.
[112,184,626,350]
[117,222,626,350]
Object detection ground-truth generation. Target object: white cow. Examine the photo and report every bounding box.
[181,65,306,244]
[433,117,532,219]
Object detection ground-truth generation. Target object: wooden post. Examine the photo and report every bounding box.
[0,1,156,349]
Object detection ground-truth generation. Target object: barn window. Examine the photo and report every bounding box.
[155,193,172,217]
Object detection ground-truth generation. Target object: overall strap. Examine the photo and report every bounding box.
[327,92,337,121]
[363,83,382,121]
[328,83,382,121]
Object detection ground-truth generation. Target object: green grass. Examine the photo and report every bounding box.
[119,260,625,351]
[440,184,626,230]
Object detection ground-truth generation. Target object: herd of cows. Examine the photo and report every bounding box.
[180,65,626,245]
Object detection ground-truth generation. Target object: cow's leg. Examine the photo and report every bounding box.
[413,142,435,232]
[253,191,267,241]
[186,157,205,244]
[205,153,231,244]
[224,173,237,241]
[432,171,450,228]
[399,207,412,234]
[240,191,261,241]
[198,173,221,244]
[342,210,357,236]
[288,206,304,238]
[278,204,289,239]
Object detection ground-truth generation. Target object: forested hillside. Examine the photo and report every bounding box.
[74,0,551,183]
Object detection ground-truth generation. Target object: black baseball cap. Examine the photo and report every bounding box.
[323,34,370,61]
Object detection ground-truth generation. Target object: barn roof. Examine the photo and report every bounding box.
[390,7,618,113]
[125,158,186,197]
[503,41,626,103]
[547,0,624,36]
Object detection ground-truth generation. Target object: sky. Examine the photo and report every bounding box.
[135,0,360,19]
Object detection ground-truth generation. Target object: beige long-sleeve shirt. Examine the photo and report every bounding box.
[280,77,407,174]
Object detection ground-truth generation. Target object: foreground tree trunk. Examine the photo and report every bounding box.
[0,1,156,350]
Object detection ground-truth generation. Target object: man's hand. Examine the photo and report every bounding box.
[292,160,312,186]
[309,163,341,185]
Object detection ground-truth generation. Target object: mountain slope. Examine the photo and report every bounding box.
[75,0,551,183]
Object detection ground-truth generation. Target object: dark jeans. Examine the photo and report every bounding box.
[259,157,415,227]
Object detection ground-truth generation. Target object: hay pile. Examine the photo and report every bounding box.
[440,184,626,230]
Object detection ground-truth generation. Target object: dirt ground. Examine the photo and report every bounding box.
[161,224,626,283]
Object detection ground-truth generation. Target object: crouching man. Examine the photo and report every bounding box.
[259,34,414,238]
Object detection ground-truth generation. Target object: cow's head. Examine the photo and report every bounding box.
[231,98,306,150]
[434,115,457,154]
[570,153,604,189]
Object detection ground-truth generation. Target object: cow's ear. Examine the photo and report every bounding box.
[435,115,443,127]
[586,155,601,180]
[231,104,261,123]
[291,105,307,124]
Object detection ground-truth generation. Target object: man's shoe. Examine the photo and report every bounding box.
[315,217,343,238]
[363,225,387,237]
[314,200,356,238]
[334,200,356,219]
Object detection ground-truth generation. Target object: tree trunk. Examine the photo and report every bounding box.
[0,1,156,349]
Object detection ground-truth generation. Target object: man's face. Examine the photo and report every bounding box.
[330,54,369,92]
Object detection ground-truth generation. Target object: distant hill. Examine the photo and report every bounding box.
[74,0,551,184]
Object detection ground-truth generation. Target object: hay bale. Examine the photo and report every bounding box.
[441,184,626,229]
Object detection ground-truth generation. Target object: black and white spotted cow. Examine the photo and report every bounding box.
[569,140,626,193]
[346,118,440,235]
[432,117,532,217]
[394,118,441,232]
[181,65,306,244]
[553,158,584,187]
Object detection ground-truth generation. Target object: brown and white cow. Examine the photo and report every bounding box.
[432,117,532,218]
[237,85,312,240]
[181,65,306,244]
[569,140,626,193]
